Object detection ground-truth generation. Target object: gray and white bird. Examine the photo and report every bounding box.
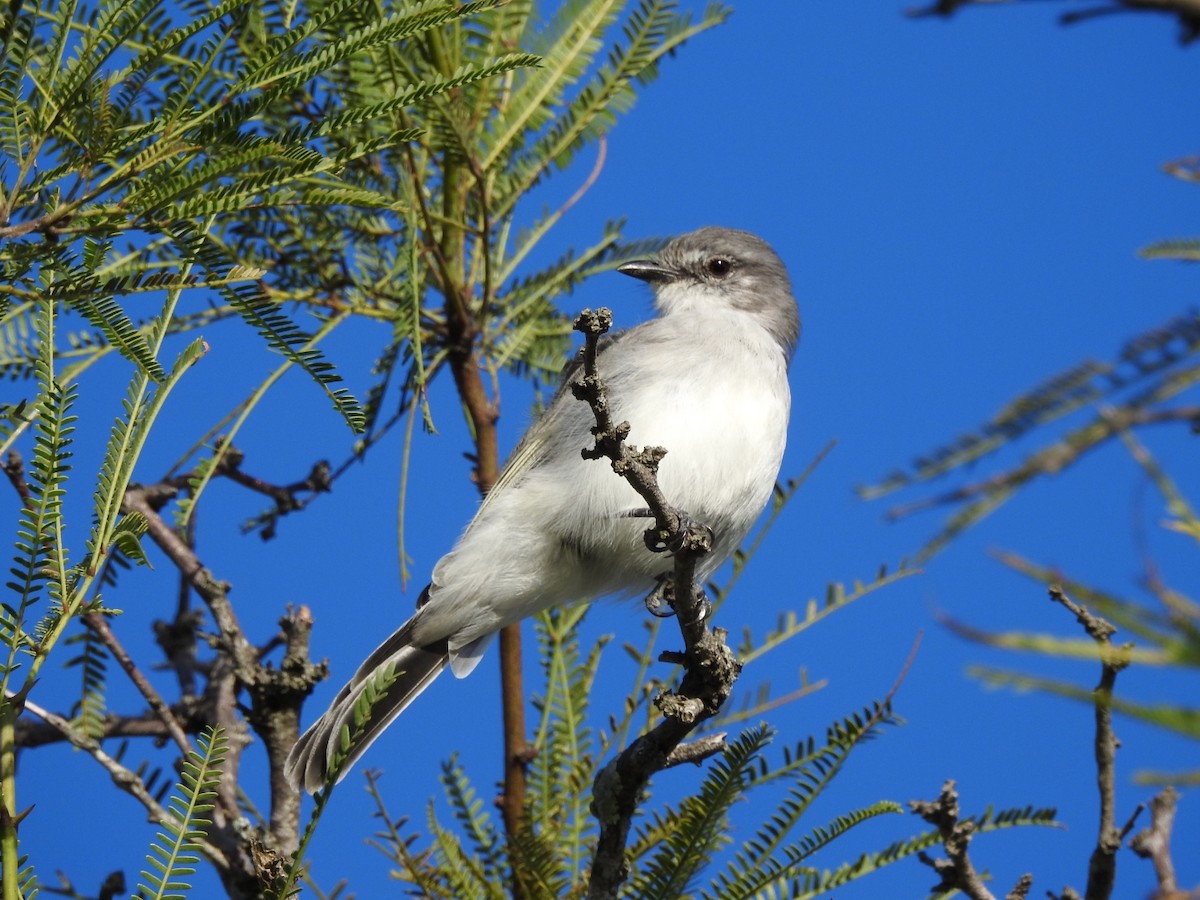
[286,226,800,793]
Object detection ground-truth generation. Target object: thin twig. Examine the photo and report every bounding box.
[1048,584,1133,900]
[81,611,191,754]
[16,695,231,871]
[2,450,31,507]
[14,711,193,747]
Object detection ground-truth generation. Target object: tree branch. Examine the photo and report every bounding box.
[81,611,191,755]
[1129,787,1181,897]
[15,695,232,873]
[910,780,1004,900]
[121,483,321,895]
[905,0,1200,42]
[571,309,741,900]
[14,710,198,748]
[1047,585,1133,900]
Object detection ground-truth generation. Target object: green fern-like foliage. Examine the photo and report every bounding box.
[13,854,39,899]
[429,759,510,899]
[216,0,732,552]
[3,2,538,891]
[0,0,541,456]
[1139,237,1200,261]
[957,438,1200,781]
[859,311,1200,560]
[898,429,1200,787]
[2,300,76,691]
[64,626,109,740]
[752,802,1060,900]
[137,725,228,900]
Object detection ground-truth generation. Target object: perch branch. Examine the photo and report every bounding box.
[572,309,741,900]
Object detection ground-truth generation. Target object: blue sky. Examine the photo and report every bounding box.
[13,2,1200,897]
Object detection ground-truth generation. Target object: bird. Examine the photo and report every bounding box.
[286,226,800,793]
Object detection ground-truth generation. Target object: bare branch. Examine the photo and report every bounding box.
[1129,787,1180,896]
[15,695,231,872]
[572,309,741,900]
[121,484,319,894]
[909,780,1000,900]
[81,612,190,754]
[904,0,1200,43]
[15,711,195,748]
[1048,584,1133,900]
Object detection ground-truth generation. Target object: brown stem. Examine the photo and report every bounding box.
[2,450,32,507]
[81,611,191,753]
[440,199,528,891]
[1047,585,1132,900]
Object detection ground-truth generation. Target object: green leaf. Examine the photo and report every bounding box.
[137,726,228,900]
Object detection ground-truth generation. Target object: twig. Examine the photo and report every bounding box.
[1007,873,1034,899]
[909,780,1002,900]
[15,695,231,872]
[904,0,1200,43]
[663,732,728,768]
[220,450,333,540]
[1048,584,1133,900]
[572,309,741,900]
[14,711,196,748]
[1128,787,1179,896]
[81,611,191,754]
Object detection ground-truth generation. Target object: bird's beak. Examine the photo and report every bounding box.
[617,259,676,283]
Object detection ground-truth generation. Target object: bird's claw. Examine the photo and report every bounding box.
[644,579,675,618]
[643,576,712,620]
[643,510,714,556]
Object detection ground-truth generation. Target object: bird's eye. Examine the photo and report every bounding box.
[706,257,732,277]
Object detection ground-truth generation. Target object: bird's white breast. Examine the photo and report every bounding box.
[608,309,790,565]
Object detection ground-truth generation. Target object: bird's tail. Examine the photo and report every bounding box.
[286,619,448,794]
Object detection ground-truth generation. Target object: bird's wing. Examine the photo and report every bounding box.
[474,328,636,518]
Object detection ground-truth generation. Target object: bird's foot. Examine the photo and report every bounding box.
[644,575,711,621]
